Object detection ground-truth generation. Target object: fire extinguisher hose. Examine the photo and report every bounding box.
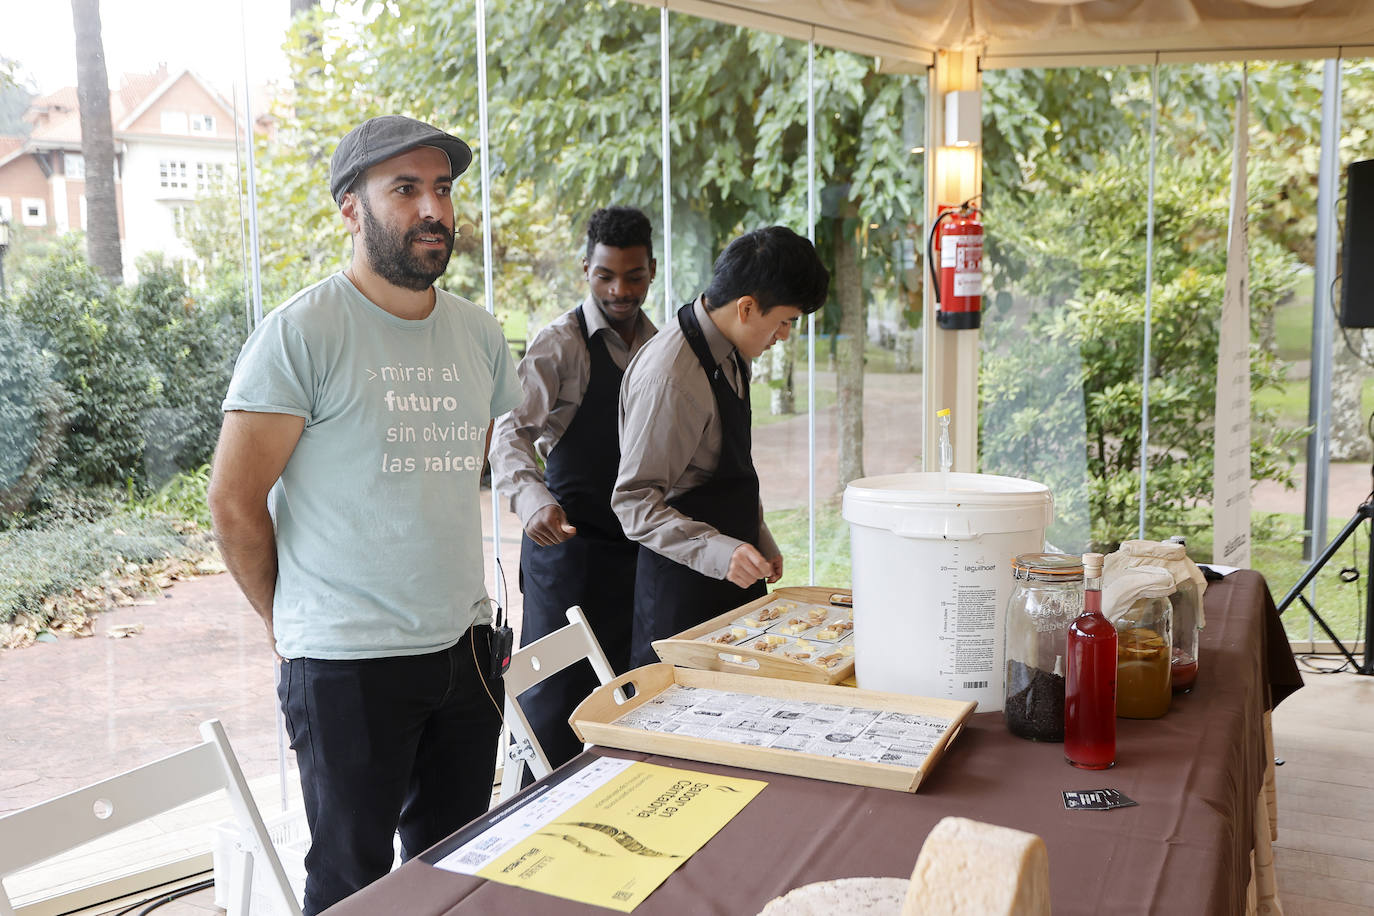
[926,209,955,306]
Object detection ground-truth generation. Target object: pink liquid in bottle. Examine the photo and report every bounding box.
[1065,555,1116,769]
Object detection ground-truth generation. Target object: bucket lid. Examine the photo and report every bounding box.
[842,472,1054,538]
[845,472,1050,505]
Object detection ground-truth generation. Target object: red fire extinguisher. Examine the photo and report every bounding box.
[927,198,983,330]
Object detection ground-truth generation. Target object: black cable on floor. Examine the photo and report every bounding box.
[106,877,215,916]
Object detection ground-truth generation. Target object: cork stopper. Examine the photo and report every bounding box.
[1081,552,1104,577]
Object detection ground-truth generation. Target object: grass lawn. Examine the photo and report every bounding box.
[750,378,838,427]
[1273,272,1314,360]
[765,499,1368,646]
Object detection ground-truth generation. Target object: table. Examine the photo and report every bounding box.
[325,570,1303,915]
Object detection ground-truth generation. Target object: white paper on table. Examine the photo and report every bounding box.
[432,756,635,875]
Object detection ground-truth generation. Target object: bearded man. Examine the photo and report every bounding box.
[208,115,521,915]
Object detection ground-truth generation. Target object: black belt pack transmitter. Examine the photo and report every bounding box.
[489,602,513,680]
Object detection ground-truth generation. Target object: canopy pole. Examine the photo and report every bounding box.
[807,36,817,586]
[660,6,674,325]
[1138,60,1160,539]
[1305,58,1342,562]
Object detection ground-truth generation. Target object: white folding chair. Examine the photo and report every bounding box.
[0,719,301,916]
[498,605,620,802]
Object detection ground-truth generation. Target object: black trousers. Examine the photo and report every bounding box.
[277,626,503,915]
[518,533,636,774]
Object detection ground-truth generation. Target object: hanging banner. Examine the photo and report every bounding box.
[1213,74,1252,568]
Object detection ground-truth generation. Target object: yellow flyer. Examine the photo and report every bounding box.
[475,759,764,911]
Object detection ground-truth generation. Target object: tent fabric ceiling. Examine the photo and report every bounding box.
[655,0,1374,65]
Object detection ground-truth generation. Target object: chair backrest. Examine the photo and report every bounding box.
[0,719,301,916]
[499,606,619,801]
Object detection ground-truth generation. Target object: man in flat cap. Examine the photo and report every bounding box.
[209,115,521,914]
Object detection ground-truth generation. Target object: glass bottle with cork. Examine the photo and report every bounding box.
[1064,552,1116,769]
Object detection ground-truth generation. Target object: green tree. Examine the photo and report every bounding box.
[257,0,926,490]
[0,57,35,135]
[981,142,1303,551]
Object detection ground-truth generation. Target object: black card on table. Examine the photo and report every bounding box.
[1063,788,1138,810]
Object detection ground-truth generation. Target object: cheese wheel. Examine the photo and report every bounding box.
[902,817,1051,916]
[757,877,910,916]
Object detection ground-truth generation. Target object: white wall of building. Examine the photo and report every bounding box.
[119,137,237,281]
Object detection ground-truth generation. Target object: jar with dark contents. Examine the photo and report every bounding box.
[1004,553,1084,741]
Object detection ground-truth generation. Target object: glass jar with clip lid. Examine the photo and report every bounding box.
[1004,553,1084,741]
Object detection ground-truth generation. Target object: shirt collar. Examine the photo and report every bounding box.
[581,295,657,344]
[693,295,738,368]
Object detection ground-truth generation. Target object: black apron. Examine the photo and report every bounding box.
[517,306,637,769]
[629,302,768,667]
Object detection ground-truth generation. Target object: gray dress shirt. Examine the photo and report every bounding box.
[613,296,779,580]
[490,297,656,525]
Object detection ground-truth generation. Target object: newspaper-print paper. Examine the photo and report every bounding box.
[612,684,951,769]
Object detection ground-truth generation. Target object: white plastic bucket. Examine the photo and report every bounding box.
[842,472,1053,711]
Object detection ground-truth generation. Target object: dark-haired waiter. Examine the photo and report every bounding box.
[490,206,656,769]
[614,226,830,667]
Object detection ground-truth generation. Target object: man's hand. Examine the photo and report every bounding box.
[766,554,784,584]
[727,543,774,588]
[525,504,577,546]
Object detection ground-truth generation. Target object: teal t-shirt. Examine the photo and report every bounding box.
[222,273,522,659]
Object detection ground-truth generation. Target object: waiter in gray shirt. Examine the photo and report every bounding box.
[490,206,656,768]
[614,226,829,667]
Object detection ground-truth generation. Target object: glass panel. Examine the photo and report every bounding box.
[1,0,287,901]
[785,49,927,587]
[483,0,664,631]
[658,14,821,585]
[1262,58,1373,650]
[980,65,1154,554]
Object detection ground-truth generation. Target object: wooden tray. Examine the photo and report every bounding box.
[652,586,855,684]
[570,663,975,793]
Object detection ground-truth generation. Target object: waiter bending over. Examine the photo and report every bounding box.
[614,226,829,666]
[490,206,656,768]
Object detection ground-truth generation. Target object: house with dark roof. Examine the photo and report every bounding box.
[0,65,243,281]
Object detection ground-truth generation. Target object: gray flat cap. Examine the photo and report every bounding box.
[329,115,473,205]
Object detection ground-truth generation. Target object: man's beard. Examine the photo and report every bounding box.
[359,197,454,291]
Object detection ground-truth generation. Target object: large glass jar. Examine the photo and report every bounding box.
[1114,589,1174,719]
[1004,553,1083,741]
[1163,536,1202,693]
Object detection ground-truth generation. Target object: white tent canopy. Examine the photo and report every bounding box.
[643,0,1374,66]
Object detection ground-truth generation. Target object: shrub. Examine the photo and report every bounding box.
[129,255,243,482]
[131,464,213,531]
[0,311,68,517]
[6,238,158,493]
[0,511,206,626]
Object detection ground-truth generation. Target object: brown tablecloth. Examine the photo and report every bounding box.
[326,569,1302,916]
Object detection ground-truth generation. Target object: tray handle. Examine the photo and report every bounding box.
[568,662,677,743]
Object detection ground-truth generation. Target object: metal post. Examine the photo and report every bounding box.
[476,0,505,600]
[660,7,673,324]
[1139,61,1160,539]
[1305,58,1342,562]
[238,0,264,326]
[807,37,816,585]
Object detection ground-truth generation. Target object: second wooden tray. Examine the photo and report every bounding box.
[651,586,855,684]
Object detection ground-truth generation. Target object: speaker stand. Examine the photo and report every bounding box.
[1277,500,1374,675]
